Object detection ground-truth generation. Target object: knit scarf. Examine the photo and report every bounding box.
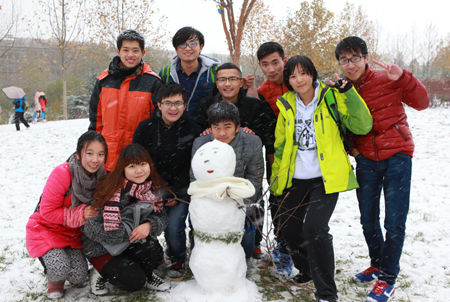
[104,180,163,231]
[68,153,106,208]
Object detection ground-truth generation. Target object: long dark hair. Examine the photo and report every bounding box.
[93,144,169,208]
[67,131,108,163]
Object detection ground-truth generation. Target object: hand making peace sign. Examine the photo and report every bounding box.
[372,59,404,81]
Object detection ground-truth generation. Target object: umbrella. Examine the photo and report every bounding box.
[2,86,26,100]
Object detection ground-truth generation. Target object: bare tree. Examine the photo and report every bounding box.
[421,22,439,79]
[212,0,257,67]
[0,0,20,66]
[35,0,88,120]
[85,0,168,53]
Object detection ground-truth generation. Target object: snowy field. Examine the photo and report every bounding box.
[0,106,449,301]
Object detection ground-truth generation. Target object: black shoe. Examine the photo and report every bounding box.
[292,272,313,285]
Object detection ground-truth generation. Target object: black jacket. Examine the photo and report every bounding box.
[133,109,201,197]
[194,88,276,154]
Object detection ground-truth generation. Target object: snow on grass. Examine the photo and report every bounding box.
[0,107,449,301]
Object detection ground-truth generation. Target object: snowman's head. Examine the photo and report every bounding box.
[192,140,236,181]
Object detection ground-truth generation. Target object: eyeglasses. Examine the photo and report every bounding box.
[178,41,198,49]
[161,101,185,108]
[216,77,242,83]
[338,55,366,66]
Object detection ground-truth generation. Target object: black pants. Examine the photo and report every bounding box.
[279,178,338,302]
[14,112,29,130]
[101,237,163,292]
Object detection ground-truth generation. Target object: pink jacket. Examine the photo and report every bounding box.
[26,163,87,258]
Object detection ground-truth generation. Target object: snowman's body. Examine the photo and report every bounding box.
[188,140,255,294]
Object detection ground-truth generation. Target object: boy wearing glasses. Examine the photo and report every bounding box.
[89,29,162,172]
[190,101,264,275]
[159,26,221,117]
[194,63,275,159]
[133,82,201,279]
[335,36,429,302]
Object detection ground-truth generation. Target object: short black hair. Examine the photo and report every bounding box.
[283,56,318,91]
[207,101,240,128]
[117,29,145,51]
[334,36,368,60]
[157,82,187,104]
[172,26,205,49]
[257,42,285,61]
[216,62,242,77]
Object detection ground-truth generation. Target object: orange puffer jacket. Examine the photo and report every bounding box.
[257,79,289,117]
[348,66,429,161]
[89,58,162,171]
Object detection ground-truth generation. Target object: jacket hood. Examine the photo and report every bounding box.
[170,53,221,68]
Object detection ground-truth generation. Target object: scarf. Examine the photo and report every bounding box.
[68,153,106,208]
[188,177,255,204]
[104,180,163,231]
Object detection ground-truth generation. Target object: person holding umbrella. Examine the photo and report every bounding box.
[1,86,30,131]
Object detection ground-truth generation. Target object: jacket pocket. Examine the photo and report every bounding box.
[394,124,407,141]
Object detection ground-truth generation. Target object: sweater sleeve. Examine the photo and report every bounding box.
[83,210,129,244]
[143,210,169,238]
[245,137,264,203]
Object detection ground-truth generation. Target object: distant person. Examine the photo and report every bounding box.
[270,55,372,302]
[39,94,48,123]
[83,144,170,294]
[13,96,30,131]
[31,92,43,124]
[26,131,107,300]
[190,101,264,275]
[159,26,254,118]
[89,29,162,172]
[133,82,201,279]
[335,36,430,302]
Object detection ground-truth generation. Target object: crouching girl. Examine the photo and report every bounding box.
[82,144,170,294]
[26,131,107,299]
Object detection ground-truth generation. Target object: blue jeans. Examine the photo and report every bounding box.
[164,195,190,264]
[355,152,412,285]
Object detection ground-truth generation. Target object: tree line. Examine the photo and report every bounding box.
[0,0,448,124]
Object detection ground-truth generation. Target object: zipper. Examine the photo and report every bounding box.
[320,110,324,134]
[372,136,379,161]
[394,124,408,141]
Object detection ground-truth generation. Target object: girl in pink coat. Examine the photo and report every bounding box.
[26,131,107,299]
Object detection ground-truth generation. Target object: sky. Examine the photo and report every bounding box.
[9,0,450,55]
[1,107,450,301]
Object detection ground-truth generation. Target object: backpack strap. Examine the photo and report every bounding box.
[209,65,218,83]
[34,183,72,213]
[321,86,353,151]
[161,64,171,85]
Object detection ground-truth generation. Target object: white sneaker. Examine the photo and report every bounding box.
[246,258,258,275]
[146,272,170,291]
[89,268,108,296]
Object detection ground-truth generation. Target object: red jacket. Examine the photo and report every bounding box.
[257,79,289,117]
[89,58,162,171]
[26,163,86,258]
[348,66,429,161]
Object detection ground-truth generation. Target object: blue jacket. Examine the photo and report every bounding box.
[13,98,25,113]
[159,54,221,117]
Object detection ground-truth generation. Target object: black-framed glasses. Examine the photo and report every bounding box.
[178,41,199,49]
[338,55,366,66]
[216,77,242,83]
[161,101,185,108]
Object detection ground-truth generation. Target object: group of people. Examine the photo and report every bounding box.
[12,92,47,131]
[25,25,429,302]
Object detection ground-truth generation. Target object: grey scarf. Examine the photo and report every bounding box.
[68,153,106,208]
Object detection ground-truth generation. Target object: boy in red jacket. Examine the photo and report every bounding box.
[335,36,430,302]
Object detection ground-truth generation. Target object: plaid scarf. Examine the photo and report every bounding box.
[103,180,163,231]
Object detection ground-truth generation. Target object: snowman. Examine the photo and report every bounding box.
[188,140,255,294]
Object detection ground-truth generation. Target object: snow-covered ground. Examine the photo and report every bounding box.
[0,107,449,301]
